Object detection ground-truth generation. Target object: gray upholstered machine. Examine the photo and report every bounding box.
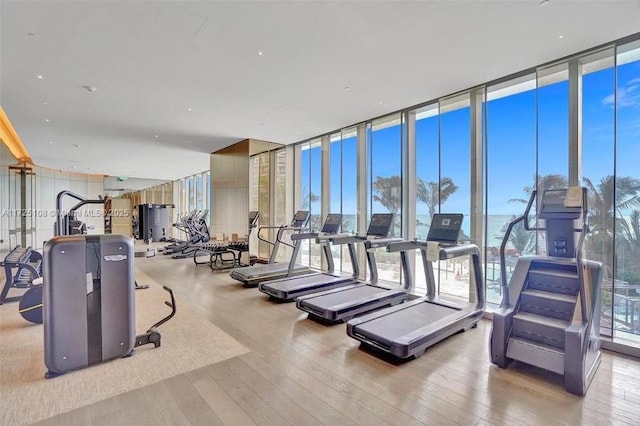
[490,187,602,396]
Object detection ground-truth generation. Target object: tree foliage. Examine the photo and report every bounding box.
[416,177,459,219]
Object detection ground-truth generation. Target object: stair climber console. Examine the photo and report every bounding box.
[490,187,603,396]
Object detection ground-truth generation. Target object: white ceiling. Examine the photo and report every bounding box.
[2,0,639,181]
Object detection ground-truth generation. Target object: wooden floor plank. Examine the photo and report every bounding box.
[238,352,356,426]
[141,381,192,426]
[27,254,640,426]
[185,367,257,426]
[223,356,325,426]
[164,374,225,426]
[205,361,291,426]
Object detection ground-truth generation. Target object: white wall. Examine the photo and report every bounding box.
[35,167,105,247]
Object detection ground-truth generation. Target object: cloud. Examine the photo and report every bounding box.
[602,86,640,108]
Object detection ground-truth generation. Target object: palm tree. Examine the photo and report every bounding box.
[618,210,640,281]
[507,215,535,255]
[416,177,458,218]
[583,175,640,275]
[372,176,402,215]
[372,175,402,235]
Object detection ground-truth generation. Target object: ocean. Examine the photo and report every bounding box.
[339,213,514,247]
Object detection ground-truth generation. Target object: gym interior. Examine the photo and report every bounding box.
[2,1,640,425]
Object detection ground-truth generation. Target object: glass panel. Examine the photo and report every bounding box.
[188,176,195,212]
[439,93,471,298]
[196,174,203,211]
[328,128,358,273]
[614,40,640,341]
[414,103,440,295]
[580,48,616,337]
[369,114,402,284]
[309,140,322,269]
[485,74,537,306]
[273,149,287,230]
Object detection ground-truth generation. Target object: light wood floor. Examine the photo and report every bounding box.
[34,254,640,426]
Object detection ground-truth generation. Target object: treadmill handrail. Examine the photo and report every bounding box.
[365,237,404,250]
[290,231,320,241]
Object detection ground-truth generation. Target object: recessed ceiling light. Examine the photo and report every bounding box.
[27,32,39,38]
[187,107,192,112]
[42,101,48,105]
[154,134,159,138]
[258,51,264,56]
[559,34,564,39]
[378,101,383,105]
[539,0,550,6]
[45,118,50,122]
[344,86,351,91]
[82,85,97,92]
[48,140,53,145]
[37,75,44,79]
[72,144,80,148]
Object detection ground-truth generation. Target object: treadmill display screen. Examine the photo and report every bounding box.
[427,214,463,243]
[293,210,310,227]
[366,213,395,237]
[321,214,342,234]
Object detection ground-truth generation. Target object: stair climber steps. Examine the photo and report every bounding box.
[506,337,565,375]
[520,289,577,321]
[527,269,579,295]
[511,311,569,349]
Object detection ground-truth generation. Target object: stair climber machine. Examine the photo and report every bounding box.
[270,212,403,310]
[230,210,311,287]
[490,187,602,396]
[346,213,485,359]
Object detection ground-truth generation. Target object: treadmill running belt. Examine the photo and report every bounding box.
[238,263,307,279]
[305,285,391,310]
[355,303,456,348]
[271,274,344,291]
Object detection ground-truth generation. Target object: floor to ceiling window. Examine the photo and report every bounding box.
[414,103,440,294]
[329,128,358,273]
[580,48,616,337]
[614,40,640,341]
[438,94,471,298]
[299,139,322,269]
[368,114,403,283]
[484,74,537,305]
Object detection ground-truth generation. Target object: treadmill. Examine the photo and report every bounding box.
[259,213,398,302]
[346,213,486,359]
[296,220,413,322]
[229,210,311,287]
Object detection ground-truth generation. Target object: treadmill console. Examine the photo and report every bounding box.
[321,213,342,234]
[366,213,395,237]
[427,213,463,244]
[292,210,310,227]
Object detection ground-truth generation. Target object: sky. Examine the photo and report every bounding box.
[300,57,640,221]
